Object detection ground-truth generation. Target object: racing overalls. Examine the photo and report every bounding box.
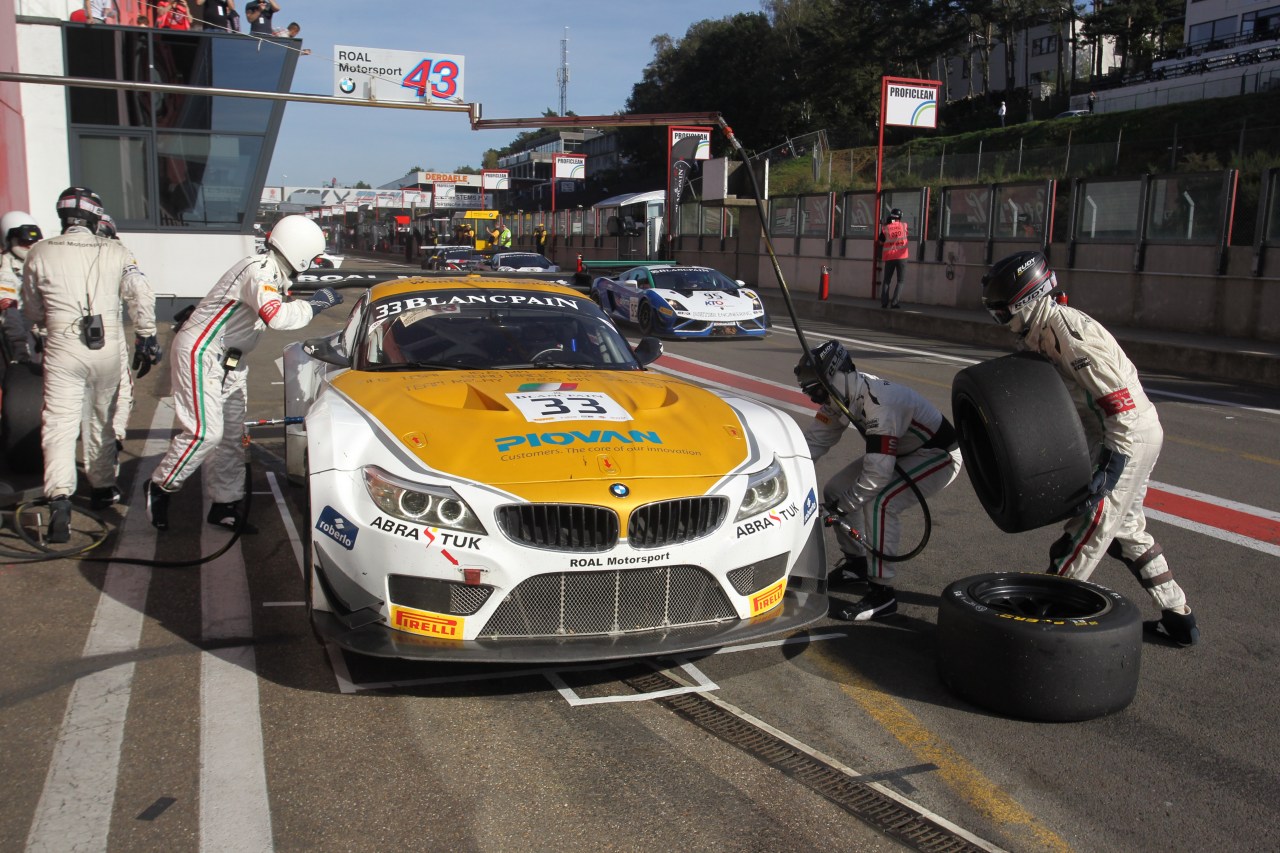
[21,226,155,498]
[878,220,909,308]
[150,253,318,503]
[803,370,963,579]
[1018,296,1189,613]
[1,251,35,362]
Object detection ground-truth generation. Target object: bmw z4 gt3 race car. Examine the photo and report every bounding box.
[283,274,827,662]
[589,264,769,339]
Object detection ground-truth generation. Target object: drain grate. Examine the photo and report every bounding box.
[624,670,992,853]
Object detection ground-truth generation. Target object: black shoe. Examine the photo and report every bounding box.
[207,502,258,534]
[891,303,901,309]
[147,481,171,530]
[832,584,897,621]
[47,497,72,544]
[90,485,121,510]
[1145,608,1199,647]
[828,554,869,587]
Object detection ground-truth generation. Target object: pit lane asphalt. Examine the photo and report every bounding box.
[2,256,1277,852]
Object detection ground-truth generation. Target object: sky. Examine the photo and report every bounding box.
[265,0,766,188]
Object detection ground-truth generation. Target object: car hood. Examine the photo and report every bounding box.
[653,288,762,321]
[329,368,755,493]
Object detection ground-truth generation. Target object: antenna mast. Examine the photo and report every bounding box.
[557,27,570,116]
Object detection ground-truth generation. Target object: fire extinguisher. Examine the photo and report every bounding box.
[576,254,584,273]
[819,265,830,300]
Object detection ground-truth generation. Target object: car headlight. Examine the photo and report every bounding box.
[735,458,788,521]
[363,466,486,534]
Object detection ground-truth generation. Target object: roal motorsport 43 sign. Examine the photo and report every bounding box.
[333,45,465,104]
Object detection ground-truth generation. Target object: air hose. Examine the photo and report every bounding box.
[715,117,934,563]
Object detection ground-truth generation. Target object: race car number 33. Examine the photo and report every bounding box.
[506,391,632,424]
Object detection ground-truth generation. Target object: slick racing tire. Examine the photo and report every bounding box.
[951,352,1092,533]
[937,572,1142,722]
[1,360,44,475]
[636,301,657,336]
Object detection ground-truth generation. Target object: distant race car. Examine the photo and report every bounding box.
[590,264,769,338]
[281,273,827,662]
[484,251,559,272]
[421,245,483,271]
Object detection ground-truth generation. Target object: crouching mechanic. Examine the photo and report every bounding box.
[982,250,1199,646]
[147,214,342,532]
[795,340,963,620]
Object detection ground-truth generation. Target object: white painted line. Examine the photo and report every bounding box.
[200,499,273,853]
[262,601,305,607]
[265,472,305,579]
[1146,509,1280,557]
[546,661,718,706]
[25,400,173,853]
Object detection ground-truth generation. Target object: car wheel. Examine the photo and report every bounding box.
[950,352,1092,533]
[636,301,656,336]
[1,360,44,475]
[937,572,1142,721]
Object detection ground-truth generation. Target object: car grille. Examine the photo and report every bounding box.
[479,565,738,638]
[387,575,493,616]
[495,504,620,552]
[726,552,790,595]
[628,497,728,549]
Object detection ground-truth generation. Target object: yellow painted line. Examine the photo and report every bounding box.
[813,649,1073,853]
[1164,434,1280,466]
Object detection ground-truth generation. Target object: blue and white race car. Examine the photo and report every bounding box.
[590,264,769,338]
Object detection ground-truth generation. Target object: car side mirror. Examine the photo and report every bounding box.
[633,336,663,366]
[302,335,350,367]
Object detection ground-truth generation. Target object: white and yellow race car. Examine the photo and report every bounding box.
[283,274,827,661]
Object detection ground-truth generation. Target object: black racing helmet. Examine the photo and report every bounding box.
[56,186,105,231]
[981,250,1057,325]
[794,339,855,404]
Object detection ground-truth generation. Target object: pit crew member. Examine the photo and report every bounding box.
[147,214,341,532]
[21,187,157,542]
[2,209,42,362]
[982,250,1199,647]
[795,340,963,620]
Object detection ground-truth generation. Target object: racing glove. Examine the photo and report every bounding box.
[133,334,163,378]
[307,287,343,316]
[1075,446,1128,516]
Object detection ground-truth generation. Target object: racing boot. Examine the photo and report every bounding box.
[207,501,259,535]
[147,481,171,531]
[828,554,869,587]
[90,485,121,510]
[831,582,897,622]
[47,496,72,544]
[1145,607,1200,647]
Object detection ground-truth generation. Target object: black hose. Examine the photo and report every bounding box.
[1,463,253,567]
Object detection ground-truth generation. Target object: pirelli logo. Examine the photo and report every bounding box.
[750,578,787,616]
[390,605,463,640]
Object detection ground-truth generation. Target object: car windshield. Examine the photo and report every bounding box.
[357,288,642,371]
[648,267,738,291]
[493,253,552,269]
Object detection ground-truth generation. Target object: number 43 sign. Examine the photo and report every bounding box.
[334,45,465,104]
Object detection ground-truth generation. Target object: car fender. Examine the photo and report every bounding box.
[283,338,347,484]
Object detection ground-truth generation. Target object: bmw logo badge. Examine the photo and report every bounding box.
[609,483,629,498]
[338,77,356,94]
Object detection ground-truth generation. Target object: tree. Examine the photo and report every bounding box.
[354,180,371,189]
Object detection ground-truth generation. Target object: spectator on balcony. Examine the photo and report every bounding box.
[82,0,118,24]
[245,0,279,35]
[155,0,192,29]
[194,0,235,33]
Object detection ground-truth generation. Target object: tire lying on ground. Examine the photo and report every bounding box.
[937,572,1142,722]
[1,360,44,475]
[951,352,1092,533]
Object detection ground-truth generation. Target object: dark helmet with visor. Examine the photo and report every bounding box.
[981,250,1057,325]
[794,339,855,404]
[56,186,105,231]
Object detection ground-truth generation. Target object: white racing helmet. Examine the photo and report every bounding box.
[2,210,43,259]
[266,215,325,273]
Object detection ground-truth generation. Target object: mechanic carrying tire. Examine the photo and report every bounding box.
[795,340,963,620]
[146,214,342,533]
[974,250,1198,647]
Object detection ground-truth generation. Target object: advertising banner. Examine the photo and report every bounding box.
[334,45,465,104]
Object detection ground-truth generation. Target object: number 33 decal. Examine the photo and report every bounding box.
[401,59,459,99]
[527,396,608,417]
